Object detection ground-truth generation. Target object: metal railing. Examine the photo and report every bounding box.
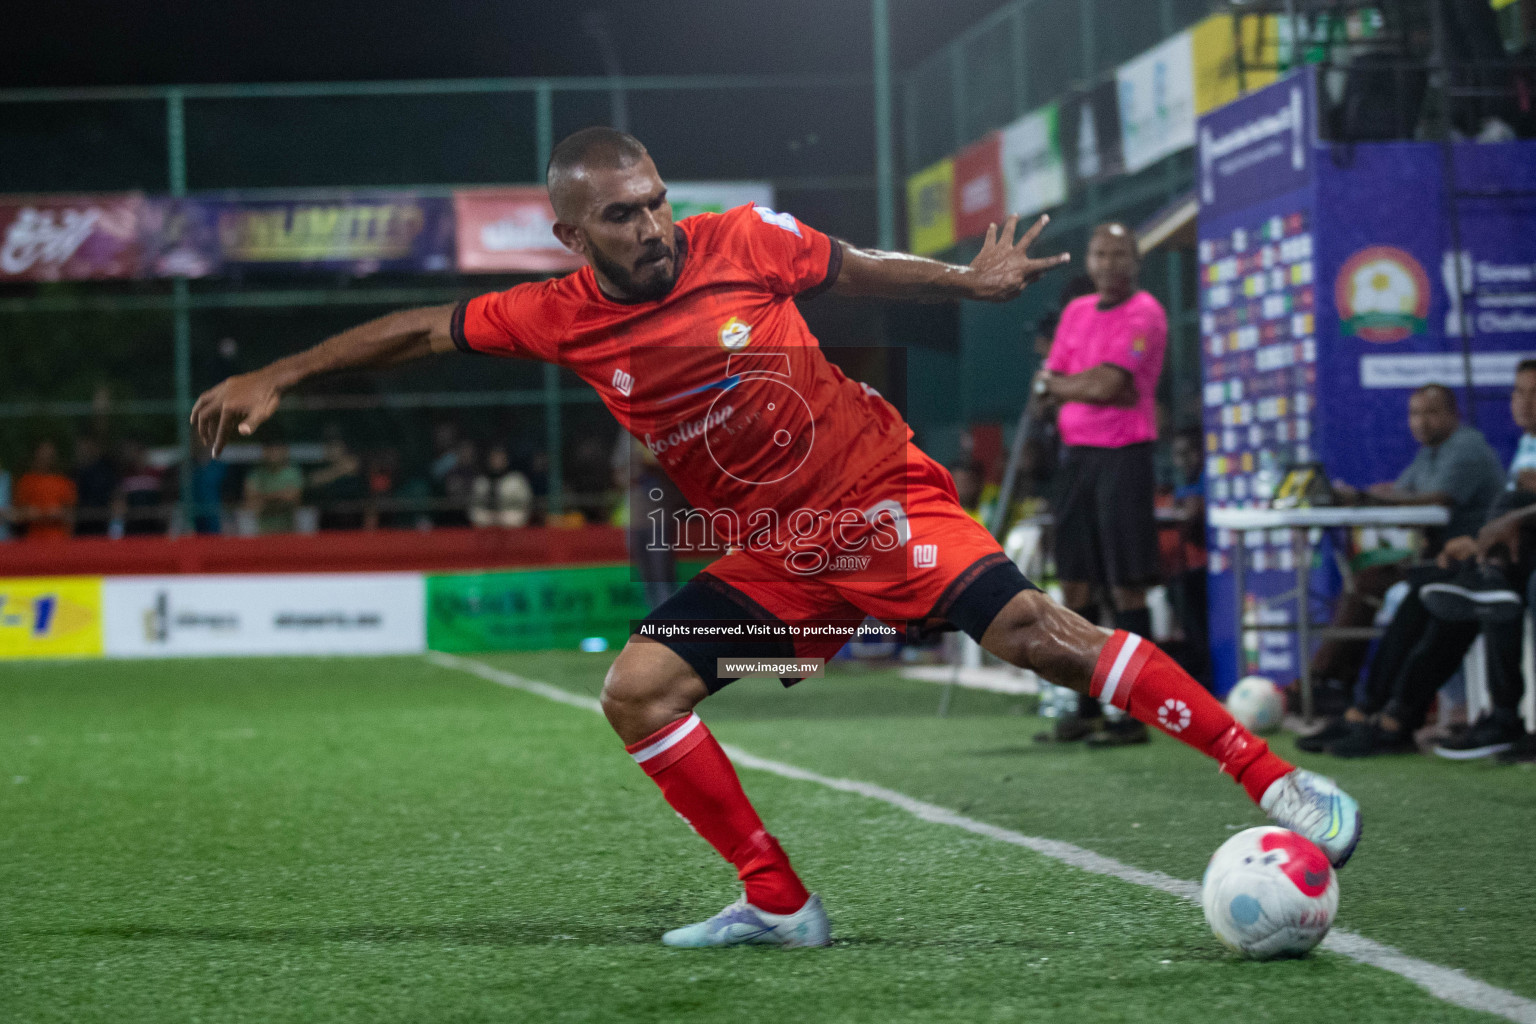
[0,72,875,523]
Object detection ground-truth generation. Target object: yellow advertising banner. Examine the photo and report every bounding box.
[906,158,956,256]
[1192,13,1281,116]
[0,576,104,659]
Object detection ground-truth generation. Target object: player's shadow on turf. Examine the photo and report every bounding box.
[74,921,657,946]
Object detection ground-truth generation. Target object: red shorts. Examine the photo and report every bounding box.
[639,445,1036,689]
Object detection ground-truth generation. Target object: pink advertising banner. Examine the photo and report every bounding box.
[0,193,148,281]
[453,188,583,273]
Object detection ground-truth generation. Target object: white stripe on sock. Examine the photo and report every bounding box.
[1098,633,1142,709]
[630,712,703,764]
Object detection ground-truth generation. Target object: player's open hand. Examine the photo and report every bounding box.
[966,214,1070,303]
[191,372,283,457]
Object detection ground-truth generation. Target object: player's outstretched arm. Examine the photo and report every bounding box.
[191,304,457,455]
[832,214,1069,303]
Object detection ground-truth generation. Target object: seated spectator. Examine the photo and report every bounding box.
[950,461,985,524]
[243,441,303,535]
[363,448,399,530]
[429,422,462,485]
[308,436,367,530]
[470,445,533,528]
[190,444,228,535]
[1302,368,1536,758]
[112,440,168,537]
[614,436,686,610]
[523,448,551,506]
[568,434,619,525]
[1307,383,1505,714]
[1333,384,1504,540]
[13,440,77,541]
[1020,310,1063,504]
[1166,428,1210,688]
[438,439,479,527]
[72,436,118,537]
[0,458,10,541]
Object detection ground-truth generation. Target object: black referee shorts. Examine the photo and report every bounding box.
[1053,441,1161,589]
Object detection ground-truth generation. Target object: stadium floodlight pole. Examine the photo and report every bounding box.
[872,0,895,250]
[583,11,630,132]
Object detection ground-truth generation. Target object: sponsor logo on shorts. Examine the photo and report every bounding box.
[612,368,634,396]
[912,543,938,569]
[1157,698,1192,733]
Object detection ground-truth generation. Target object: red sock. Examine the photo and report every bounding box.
[1090,631,1293,804]
[625,714,809,914]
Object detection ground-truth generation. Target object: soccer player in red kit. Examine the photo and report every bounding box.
[192,128,1361,948]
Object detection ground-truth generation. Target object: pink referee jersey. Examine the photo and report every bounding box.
[1045,290,1167,448]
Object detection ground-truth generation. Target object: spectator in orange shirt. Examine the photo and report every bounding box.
[13,440,77,541]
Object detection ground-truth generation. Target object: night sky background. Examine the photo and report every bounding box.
[6,0,1009,86]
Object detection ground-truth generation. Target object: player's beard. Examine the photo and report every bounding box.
[589,237,677,303]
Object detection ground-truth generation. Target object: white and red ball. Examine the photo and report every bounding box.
[1202,826,1338,959]
[1226,675,1284,733]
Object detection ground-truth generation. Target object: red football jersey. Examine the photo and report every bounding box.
[453,204,912,521]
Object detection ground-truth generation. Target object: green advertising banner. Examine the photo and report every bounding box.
[427,564,647,652]
[426,562,710,652]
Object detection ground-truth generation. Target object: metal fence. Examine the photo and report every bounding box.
[0,74,874,523]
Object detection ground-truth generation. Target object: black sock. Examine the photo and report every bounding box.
[1114,606,1153,640]
[1069,604,1102,719]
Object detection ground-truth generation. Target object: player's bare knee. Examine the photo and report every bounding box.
[981,590,1103,692]
[600,640,705,739]
[978,589,1048,664]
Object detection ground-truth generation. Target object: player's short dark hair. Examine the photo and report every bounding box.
[546,127,648,218]
[1517,358,1536,378]
[1413,382,1458,415]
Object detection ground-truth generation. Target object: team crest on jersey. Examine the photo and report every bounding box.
[912,543,938,569]
[611,368,634,396]
[718,317,753,351]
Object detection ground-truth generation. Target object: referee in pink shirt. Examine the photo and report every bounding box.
[1033,223,1168,745]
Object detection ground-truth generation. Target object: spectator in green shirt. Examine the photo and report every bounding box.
[244,442,303,535]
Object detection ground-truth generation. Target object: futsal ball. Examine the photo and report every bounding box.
[1226,675,1284,733]
[1202,826,1338,959]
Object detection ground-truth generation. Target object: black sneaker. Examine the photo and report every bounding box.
[1328,721,1416,758]
[1433,711,1525,759]
[1495,731,1536,765]
[1420,562,1523,623]
[1033,715,1104,744]
[1297,716,1353,754]
[1085,718,1150,748]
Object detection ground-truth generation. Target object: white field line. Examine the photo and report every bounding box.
[425,651,1536,1024]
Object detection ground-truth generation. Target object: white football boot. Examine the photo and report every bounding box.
[662,893,830,948]
[1260,768,1363,868]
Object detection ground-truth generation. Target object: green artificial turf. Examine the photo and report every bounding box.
[1,653,1529,1023]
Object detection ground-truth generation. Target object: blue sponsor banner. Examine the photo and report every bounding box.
[1198,73,1325,694]
[1314,141,1536,484]
[149,193,456,277]
[1198,69,1315,218]
[1199,70,1536,692]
